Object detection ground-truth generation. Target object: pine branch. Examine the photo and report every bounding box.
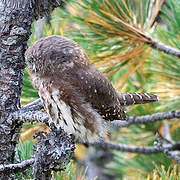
[92,141,176,154]
[112,110,180,128]
[163,150,180,164]
[12,108,180,131]
[14,110,180,127]
[155,133,180,164]
[1,138,177,174]
[150,39,180,58]
[21,99,43,112]
[20,100,180,128]
[33,124,75,179]
[0,158,34,174]
[0,125,75,175]
[12,111,50,125]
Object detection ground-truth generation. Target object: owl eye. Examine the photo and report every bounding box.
[50,51,58,61]
[60,55,68,63]
[61,55,67,60]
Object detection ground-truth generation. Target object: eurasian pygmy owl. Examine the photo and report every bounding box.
[25,35,158,143]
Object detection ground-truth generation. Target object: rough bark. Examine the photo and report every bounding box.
[0,0,67,179]
[0,1,33,178]
[33,124,75,180]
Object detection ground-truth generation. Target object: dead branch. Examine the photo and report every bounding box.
[33,124,75,179]
[0,124,75,177]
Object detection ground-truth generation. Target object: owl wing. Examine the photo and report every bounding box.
[69,64,126,121]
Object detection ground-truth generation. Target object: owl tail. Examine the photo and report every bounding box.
[119,93,158,106]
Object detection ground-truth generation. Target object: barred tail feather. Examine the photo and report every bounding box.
[119,93,158,106]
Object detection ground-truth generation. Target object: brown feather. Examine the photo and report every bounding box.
[25,35,158,142]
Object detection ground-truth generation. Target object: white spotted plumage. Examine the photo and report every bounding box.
[26,35,158,143]
[33,76,108,143]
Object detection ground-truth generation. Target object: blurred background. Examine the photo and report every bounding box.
[16,0,180,179]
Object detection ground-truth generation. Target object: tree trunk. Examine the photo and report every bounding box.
[0,0,67,178]
[0,1,33,178]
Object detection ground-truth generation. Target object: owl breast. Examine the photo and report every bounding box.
[32,76,107,143]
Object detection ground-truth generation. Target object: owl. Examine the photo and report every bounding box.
[25,35,158,143]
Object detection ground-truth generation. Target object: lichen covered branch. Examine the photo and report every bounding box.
[0,158,34,174]
[21,99,43,112]
[112,110,180,128]
[33,123,75,179]
[0,124,75,177]
[12,110,50,125]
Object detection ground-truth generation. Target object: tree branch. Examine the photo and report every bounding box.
[0,158,34,174]
[92,140,177,154]
[19,98,180,127]
[163,150,180,164]
[12,107,180,155]
[0,125,75,176]
[11,107,180,163]
[33,124,75,179]
[1,127,180,174]
[21,99,43,112]
[112,110,180,128]
[13,111,50,125]
[150,39,180,58]
[12,109,180,131]
[155,133,180,164]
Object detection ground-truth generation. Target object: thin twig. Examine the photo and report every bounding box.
[92,141,176,154]
[163,150,180,164]
[112,110,180,128]
[155,133,180,164]
[0,158,34,173]
[150,39,180,58]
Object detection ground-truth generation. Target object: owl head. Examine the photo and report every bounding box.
[25,35,90,77]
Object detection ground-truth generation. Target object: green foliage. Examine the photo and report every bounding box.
[53,162,87,180]
[148,0,180,110]
[15,139,35,162]
[149,165,180,180]
[14,139,35,179]
[21,70,38,105]
[109,152,172,179]
[157,0,180,48]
